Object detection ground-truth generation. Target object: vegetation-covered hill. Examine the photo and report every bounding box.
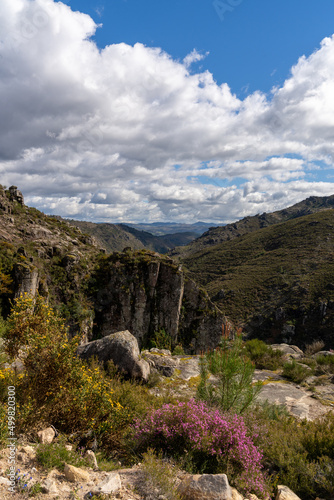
[178,209,334,348]
[170,194,334,258]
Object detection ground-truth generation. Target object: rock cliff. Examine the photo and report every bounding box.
[90,249,227,352]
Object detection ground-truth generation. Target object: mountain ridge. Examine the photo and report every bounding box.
[170,194,334,259]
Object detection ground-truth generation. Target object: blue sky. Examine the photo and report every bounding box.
[0,0,334,223]
[68,0,334,97]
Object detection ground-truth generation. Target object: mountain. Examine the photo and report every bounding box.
[0,185,225,351]
[125,221,215,236]
[170,194,334,259]
[65,220,200,254]
[176,206,334,349]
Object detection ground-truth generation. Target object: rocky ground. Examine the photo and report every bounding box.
[143,345,334,421]
[1,344,333,499]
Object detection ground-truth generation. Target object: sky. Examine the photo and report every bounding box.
[0,0,334,223]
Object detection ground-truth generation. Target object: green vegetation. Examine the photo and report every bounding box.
[36,437,91,471]
[0,295,163,453]
[197,327,263,413]
[282,359,311,384]
[147,327,172,350]
[246,406,334,499]
[244,339,284,370]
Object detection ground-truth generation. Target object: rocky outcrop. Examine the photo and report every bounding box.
[0,185,24,214]
[92,251,227,352]
[77,330,150,381]
[13,262,39,298]
[8,185,24,205]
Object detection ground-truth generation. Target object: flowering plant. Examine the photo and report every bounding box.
[132,399,268,497]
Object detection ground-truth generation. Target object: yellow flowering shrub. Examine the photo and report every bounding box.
[2,294,130,439]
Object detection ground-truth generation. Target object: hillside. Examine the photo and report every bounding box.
[66,219,199,254]
[170,194,334,259]
[179,209,334,348]
[0,185,225,351]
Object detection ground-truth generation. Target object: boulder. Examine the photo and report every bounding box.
[177,473,232,500]
[276,485,301,500]
[64,464,90,483]
[271,344,304,359]
[91,472,121,495]
[142,349,178,377]
[77,330,150,381]
[37,427,55,444]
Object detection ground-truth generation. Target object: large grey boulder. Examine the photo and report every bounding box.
[271,344,304,359]
[77,330,150,381]
[177,473,232,500]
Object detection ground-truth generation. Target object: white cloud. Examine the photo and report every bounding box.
[0,0,334,223]
[183,49,208,68]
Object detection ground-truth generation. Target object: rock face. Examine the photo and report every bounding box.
[77,330,151,381]
[13,263,39,298]
[92,251,227,352]
[178,473,232,500]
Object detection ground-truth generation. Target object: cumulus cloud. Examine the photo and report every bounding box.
[0,0,334,223]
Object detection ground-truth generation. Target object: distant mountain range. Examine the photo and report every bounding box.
[125,221,215,236]
[65,220,215,254]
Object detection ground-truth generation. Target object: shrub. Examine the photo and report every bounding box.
[132,399,268,498]
[282,360,310,383]
[244,407,334,499]
[315,354,334,375]
[244,339,284,370]
[148,327,172,350]
[197,333,263,413]
[2,294,129,440]
[172,344,185,355]
[304,340,325,357]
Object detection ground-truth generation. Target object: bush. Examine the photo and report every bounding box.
[197,334,263,413]
[304,340,325,357]
[244,407,334,499]
[244,339,284,370]
[315,354,334,375]
[2,294,129,441]
[148,327,172,350]
[132,399,269,498]
[282,360,310,383]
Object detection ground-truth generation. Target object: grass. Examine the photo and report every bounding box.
[35,437,92,471]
